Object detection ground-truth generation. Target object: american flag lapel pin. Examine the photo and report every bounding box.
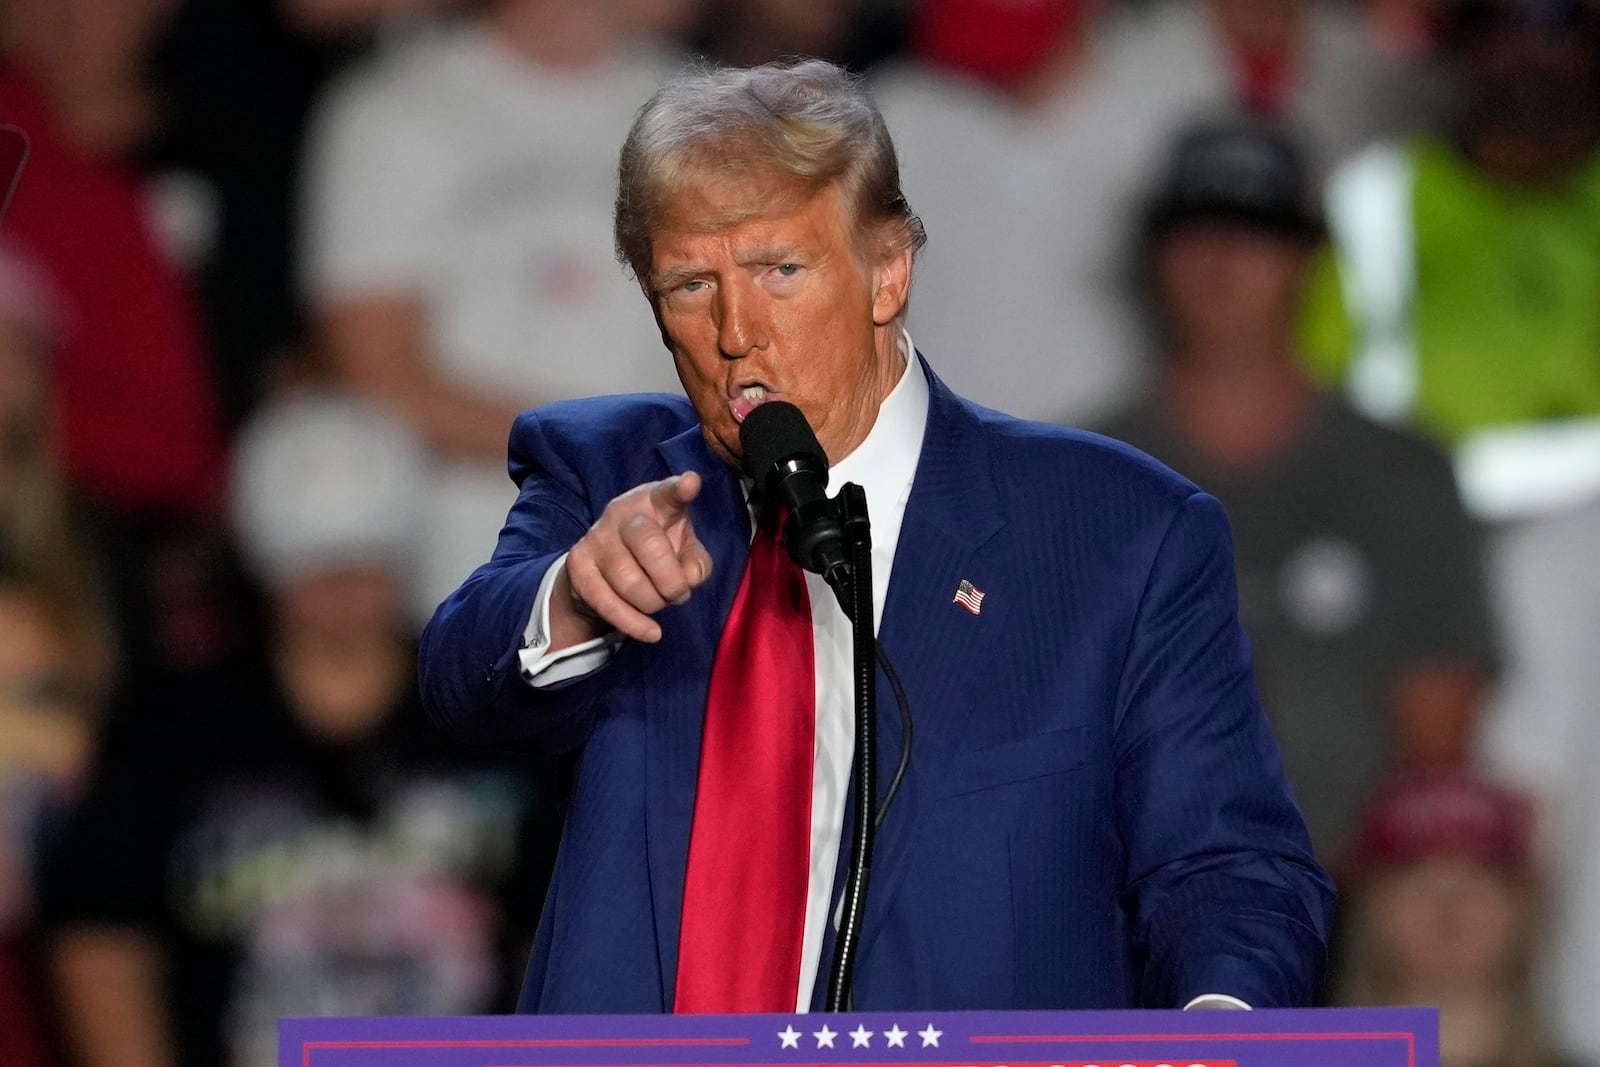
[952,579,985,616]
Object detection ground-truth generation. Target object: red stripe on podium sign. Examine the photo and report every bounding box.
[918,1062,1236,1067]
[978,1062,1235,1067]
[921,1062,1228,1067]
[662,1062,1238,1067]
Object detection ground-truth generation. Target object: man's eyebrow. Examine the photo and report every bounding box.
[739,244,804,265]
[650,264,705,292]
[649,244,807,292]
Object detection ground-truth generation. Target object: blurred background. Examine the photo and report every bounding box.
[1,1,1598,1065]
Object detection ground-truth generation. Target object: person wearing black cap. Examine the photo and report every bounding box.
[1102,119,1497,865]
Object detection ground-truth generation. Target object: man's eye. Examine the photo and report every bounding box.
[680,279,708,293]
[775,263,801,277]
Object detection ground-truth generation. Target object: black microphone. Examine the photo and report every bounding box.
[739,401,850,591]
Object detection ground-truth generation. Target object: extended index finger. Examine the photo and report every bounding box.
[648,471,702,523]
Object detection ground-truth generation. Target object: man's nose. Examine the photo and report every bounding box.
[716,278,768,359]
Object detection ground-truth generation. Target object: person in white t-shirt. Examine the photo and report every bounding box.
[873,0,1167,425]
[873,0,1440,427]
[302,0,695,622]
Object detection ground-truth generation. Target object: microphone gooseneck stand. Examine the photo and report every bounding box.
[821,484,875,1012]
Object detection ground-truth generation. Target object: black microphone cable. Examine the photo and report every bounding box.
[874,642,912,829]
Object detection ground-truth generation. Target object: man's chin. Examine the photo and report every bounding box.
[699,423,742,471]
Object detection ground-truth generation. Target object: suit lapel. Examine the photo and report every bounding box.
[644,425,749,1005]
[816,363,1010,994]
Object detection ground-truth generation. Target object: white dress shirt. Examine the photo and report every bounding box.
[514,333,1246,1013]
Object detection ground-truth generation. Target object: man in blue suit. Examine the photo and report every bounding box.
[420,59,1333,1015]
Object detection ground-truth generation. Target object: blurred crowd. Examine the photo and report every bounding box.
[1,0,1598,1065]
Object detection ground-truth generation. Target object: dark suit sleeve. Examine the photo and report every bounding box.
[1112,491,1334,1007]
[419,411,614,752]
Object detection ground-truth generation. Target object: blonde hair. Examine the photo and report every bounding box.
[614,58,926,282]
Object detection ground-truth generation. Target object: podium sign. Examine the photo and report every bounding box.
[281,1008,1437,1067]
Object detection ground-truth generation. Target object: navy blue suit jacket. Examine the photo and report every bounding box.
[420,361,1333,1013]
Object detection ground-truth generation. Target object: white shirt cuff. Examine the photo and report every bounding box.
[1183,993,1252,1011]
[517,553,623,687]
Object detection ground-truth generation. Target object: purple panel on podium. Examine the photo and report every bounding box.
[280,1008,1438,1067]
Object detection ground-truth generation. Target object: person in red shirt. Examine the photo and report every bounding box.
[0,0,224,519]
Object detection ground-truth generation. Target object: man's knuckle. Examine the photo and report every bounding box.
[601,489,647,524]
[635,533,677,566]
[569,565,600,601]
[619,513,659,542]
[614,570,656,602]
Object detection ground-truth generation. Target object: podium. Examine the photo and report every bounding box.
[281,1007,1438,1067]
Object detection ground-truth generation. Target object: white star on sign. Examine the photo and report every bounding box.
[849,1026,874,1048]
[918,1024,943,1048]
[778,1027,801,1049]
[813,1025,837,1049]
[884,1025,908,1048]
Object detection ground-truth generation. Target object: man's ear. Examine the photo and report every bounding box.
[871,238,914,327]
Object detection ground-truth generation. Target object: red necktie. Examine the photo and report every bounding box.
[674,509,815,1013]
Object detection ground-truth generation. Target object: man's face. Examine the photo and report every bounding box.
[1462,17,1600,139]
[1153,218,1311,360]
[647,179,911,468]
[1366,856,1525,986]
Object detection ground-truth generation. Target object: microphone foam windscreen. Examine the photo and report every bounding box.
[739,401,828,484]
